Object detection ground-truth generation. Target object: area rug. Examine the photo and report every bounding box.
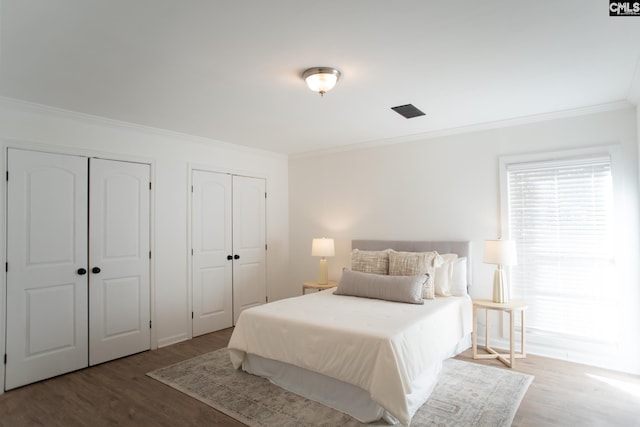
[148,348,533,426]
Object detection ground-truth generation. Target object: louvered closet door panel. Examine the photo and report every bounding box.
[191,170,233,336]
[89,158,151,366]
[232,175,266,323]
[5,149,89,390]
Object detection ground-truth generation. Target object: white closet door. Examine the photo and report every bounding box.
[191,170,233,336]
[89,159,151,365]
[5,149,89,390]
[232,175,266,323]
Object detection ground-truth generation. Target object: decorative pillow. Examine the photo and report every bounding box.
[421,274,435,300]
[388,250,443,299]
[350,249,390,275]
[450,257,468,296]
[434,253,458,297]
[335,269,425,304]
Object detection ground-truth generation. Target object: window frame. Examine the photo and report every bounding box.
[498,144,623,362]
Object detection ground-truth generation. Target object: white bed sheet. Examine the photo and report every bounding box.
[228,289,472,425]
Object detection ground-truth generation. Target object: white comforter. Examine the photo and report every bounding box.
[228,289,472,425]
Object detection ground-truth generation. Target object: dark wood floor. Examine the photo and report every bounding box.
[1,328,639,426]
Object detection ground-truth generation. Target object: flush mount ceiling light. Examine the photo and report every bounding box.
[302,67,341,96]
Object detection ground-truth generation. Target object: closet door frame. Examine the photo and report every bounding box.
[0,142,157,394]
[187,164,268,339]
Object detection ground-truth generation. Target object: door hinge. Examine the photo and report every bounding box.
[191,185,194,193]
[149,320,152,329]
[5,262,7,272]
[5,171,8,181]
[4,353,6,365]
[265,244,267,250]
[191,248,194,256]
[265,192,267,198]
[265,296,268,303]
[149,251,152,259]
[191,311,194,319]
[149,182,152,190]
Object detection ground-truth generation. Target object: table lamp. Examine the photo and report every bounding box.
[311,238,335,285]
[483,239,517,303]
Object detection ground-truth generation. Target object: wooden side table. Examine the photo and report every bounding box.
[302,281,338,295]
[472,299,527,368]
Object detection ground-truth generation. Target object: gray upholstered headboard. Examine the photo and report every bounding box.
[351,240,472,287]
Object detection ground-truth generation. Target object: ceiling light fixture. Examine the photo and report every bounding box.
[302,67,341,96]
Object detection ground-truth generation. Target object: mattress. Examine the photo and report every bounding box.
[228,289,472,425]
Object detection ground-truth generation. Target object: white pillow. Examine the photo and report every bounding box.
[450,257,468,296]
[434,253,458,296]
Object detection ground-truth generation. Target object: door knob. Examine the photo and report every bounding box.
[234,254,240,260]
[227,255,233,260]
[77,268,87,275]
[92,267,101,274]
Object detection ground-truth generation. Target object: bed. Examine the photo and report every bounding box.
[228,240,473,425]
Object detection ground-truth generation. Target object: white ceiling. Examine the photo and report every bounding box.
[2,1,640,155]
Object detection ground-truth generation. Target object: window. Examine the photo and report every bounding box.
[503,153,616,345]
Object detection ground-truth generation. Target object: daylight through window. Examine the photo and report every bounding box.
[505,155,615,343]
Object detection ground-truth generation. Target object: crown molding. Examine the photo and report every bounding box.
[291,100,635,159]
[627,55,640,105]
[0,96,632,161]
[0,96,287,160]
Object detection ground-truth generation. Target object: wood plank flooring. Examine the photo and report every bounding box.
[456,348,640,427]
[1,328,639,426]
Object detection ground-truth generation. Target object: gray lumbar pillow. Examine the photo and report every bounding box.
[335,269,426,304]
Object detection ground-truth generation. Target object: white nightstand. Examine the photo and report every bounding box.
[472,299,527,368]
[302,281,338,295]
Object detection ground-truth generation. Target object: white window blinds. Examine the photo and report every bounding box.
[506,155,615,342]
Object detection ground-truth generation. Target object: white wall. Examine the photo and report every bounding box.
[0,98,290,390]
[289,106,640,374]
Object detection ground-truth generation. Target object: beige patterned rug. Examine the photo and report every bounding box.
[148,348,533,426]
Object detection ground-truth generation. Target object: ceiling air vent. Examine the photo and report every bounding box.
[391,104,425,119]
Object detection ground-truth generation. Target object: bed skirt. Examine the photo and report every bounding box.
[242,334,471,424]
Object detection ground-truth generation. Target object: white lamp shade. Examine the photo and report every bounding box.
[303,68,341,94]
[311,238,335,257]
[483,239,517,266]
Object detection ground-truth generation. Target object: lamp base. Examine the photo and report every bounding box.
[318,258,328,285]
[492,268,508,303]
